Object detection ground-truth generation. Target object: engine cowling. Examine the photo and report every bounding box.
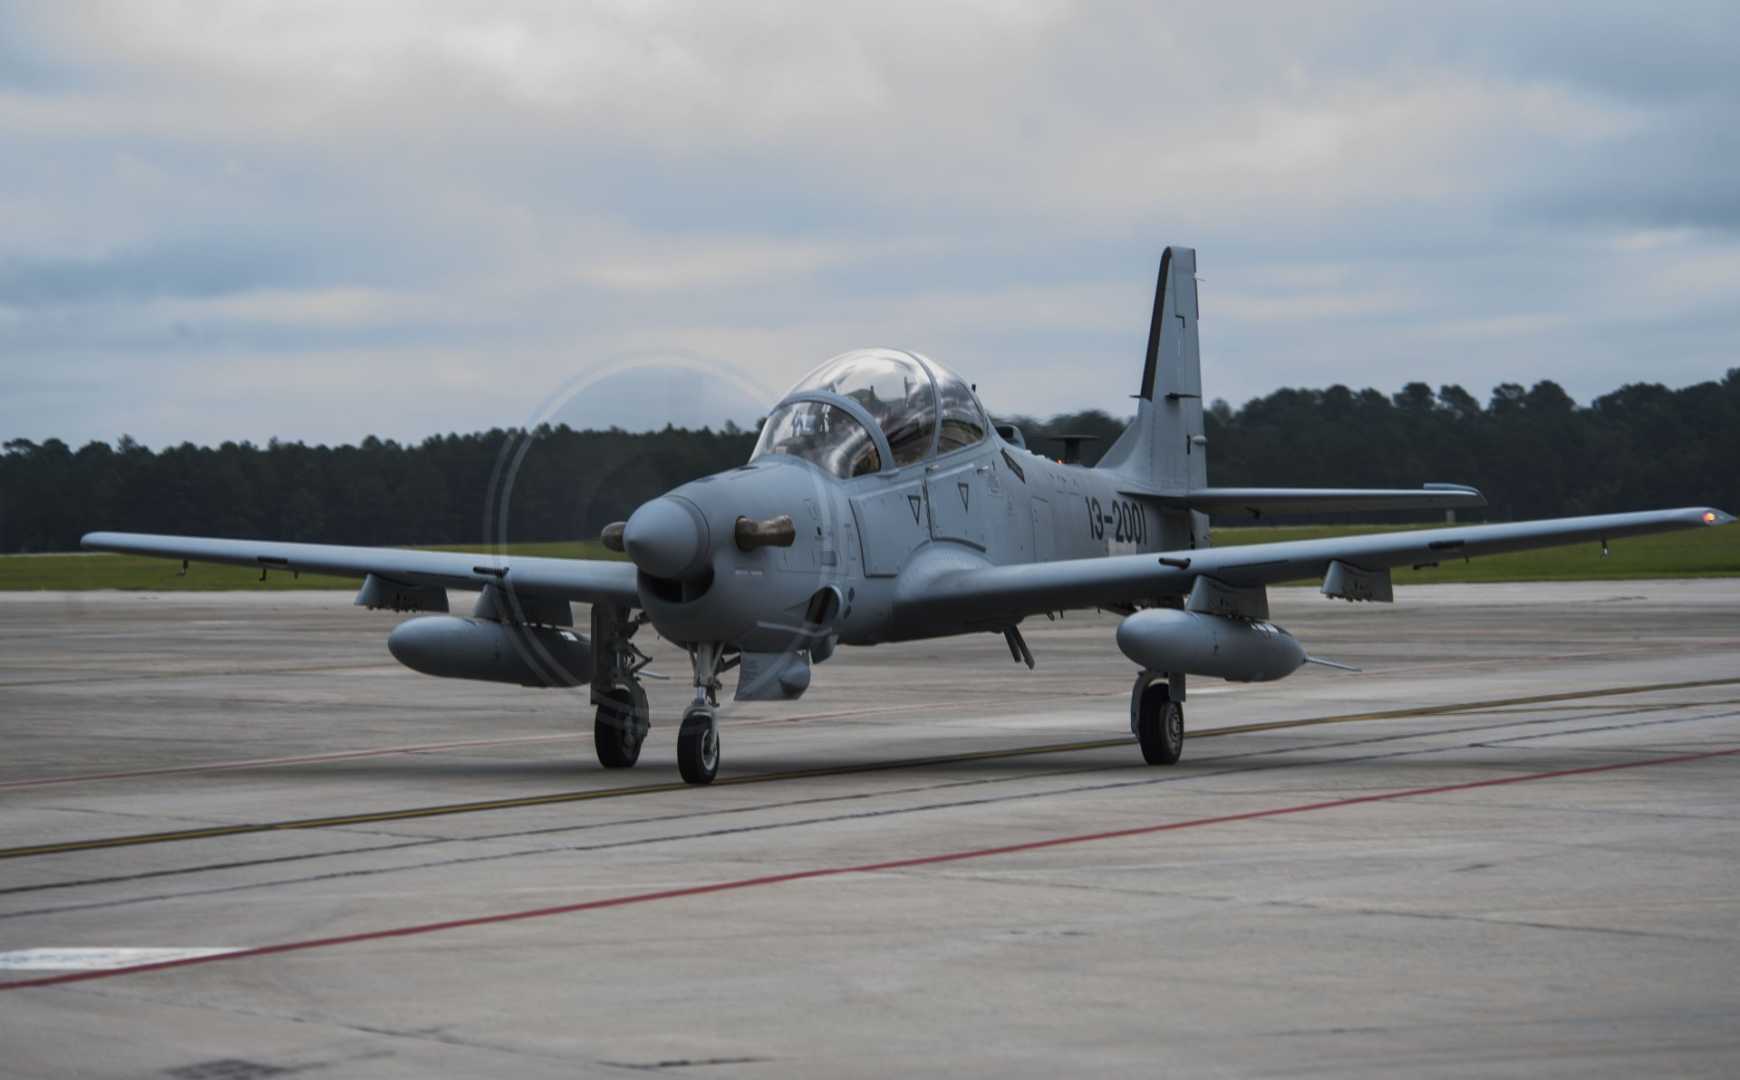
[1116,609,1305,683]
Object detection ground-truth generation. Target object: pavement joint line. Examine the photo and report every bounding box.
[0,690,1129,792]
[4,675,1738,862]
[1,744,1733,993]
[10,701,1731,917]
[0,662,393,689]
[0,733,593,791]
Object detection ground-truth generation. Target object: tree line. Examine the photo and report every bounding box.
[3,371,1736,553]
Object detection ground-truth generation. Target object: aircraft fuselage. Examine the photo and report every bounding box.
[634,433,1201,654]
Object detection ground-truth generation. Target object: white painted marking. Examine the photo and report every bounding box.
[0,947,242,971]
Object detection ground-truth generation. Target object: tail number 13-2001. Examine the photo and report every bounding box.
[1086,497,1146,545]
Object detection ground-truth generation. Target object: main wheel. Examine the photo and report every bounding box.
[1134,682,1184,766]
[677,705,720,785]
[594,683,649,769]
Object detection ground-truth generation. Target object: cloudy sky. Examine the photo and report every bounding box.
[3,1,1737,448]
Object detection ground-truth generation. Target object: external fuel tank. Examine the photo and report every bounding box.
[1115,609,1305,682]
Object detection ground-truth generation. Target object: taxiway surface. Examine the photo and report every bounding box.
[1,582,1737,1077]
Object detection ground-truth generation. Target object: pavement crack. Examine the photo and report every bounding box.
[37,982,613,1068]
[1251,897,1719,943]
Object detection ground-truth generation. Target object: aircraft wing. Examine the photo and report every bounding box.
[80,532,640,607]
[897,507,1734,625]
[1127,484,1486,517]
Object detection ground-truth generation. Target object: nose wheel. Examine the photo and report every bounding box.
[677,705,720,785]
[675,641,727,785]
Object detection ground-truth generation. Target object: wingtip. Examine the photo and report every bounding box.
[1704,508,1736,526]
[1422,482,1487,507]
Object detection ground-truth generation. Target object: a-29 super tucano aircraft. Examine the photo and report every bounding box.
[85,247,1735,785]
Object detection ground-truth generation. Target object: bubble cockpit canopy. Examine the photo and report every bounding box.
[750,349,987,478]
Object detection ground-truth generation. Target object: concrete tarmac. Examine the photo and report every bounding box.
[1,582,1737,1078]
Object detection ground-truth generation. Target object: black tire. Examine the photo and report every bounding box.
[677,706,720,785]
[594,683,648,769]
[1135,683,1184,766]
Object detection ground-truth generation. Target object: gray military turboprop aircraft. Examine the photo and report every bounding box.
[84,247,1734,785]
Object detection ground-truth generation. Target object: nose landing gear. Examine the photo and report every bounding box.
[678,705,720,784]
[678,641,727,785]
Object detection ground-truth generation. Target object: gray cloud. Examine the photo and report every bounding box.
[1511,118,1740,233]
[0,239,311,306]
[0,2,1737,448]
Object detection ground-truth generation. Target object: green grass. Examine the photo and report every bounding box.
[1214,523,1740,584]
[1,525,1733,591]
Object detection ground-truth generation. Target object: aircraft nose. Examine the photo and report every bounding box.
[622,496,711,579]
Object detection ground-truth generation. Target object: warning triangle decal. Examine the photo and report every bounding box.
[908,494,923,524]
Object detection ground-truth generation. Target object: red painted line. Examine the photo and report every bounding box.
[4,745,1733,992]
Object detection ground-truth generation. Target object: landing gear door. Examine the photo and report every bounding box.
[925,459,987,550]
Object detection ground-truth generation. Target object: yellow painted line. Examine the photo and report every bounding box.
[4,675,1736,861]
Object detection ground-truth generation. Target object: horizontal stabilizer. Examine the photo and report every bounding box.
[1126,484,1485,518]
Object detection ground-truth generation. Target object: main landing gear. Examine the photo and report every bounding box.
[590,604,653,770]
[1131,672,1185,766]
[593,681,649,768]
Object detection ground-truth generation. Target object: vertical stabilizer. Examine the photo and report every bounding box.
[1097,247,1205,491]
[1097,247,1208,547]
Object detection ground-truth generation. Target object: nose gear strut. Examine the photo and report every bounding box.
[678,642,730,785]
